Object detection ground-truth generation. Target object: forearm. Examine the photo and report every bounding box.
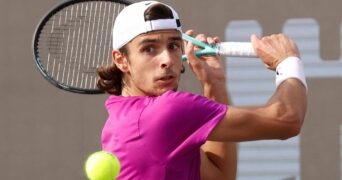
[201,141,237,180]
[267,57,307,126]
[251,78,307,140]
[268,78,307,125]
[202,79,229,104]
[215,79,307,142]
[250,56,307,139]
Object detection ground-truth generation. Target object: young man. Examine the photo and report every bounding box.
[97,1,307,179]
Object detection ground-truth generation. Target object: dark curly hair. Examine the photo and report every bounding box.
[96,3,176,95]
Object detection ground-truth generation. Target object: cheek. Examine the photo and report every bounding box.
[129,61,155,83]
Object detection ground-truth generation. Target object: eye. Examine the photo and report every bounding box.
[140,44,159,54]
[168,42,181,51]
[142,46,156,53]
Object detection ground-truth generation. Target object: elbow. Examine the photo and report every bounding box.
[278,123,301,140]
[277,112,303,140]
[266,100,305,140]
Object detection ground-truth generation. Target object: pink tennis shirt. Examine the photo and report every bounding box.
[102,90,227,180]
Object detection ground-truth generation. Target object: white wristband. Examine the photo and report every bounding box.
[275,56,307,91]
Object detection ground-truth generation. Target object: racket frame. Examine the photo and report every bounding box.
[32,0,132,94]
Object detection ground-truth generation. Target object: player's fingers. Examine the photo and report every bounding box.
[278,34,300,58]
[251,34,277,69]
[213,36,220,43]
[183,30,197,60]
[183,29,194,46]
[191,34,207,51]
[207,36,220,45]
[207,37,214,45]
[251,34,263,54]
[185,42,203,71]
[195,34,207,43]
[183,30,206,66]
[184,39,197,63]
[184,29,194,36]
[251,34,259,44]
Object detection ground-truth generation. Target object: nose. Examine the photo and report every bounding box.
[159,50,174,69]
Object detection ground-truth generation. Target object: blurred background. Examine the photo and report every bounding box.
[1,0,341,179]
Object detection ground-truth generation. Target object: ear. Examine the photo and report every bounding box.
[112,50,129,72]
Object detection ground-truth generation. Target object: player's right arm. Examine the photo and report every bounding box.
[208,34,307,142]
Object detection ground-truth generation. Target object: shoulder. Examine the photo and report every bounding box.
[105,95,150,111]
[157,90,204,103]
[154,90,226,113]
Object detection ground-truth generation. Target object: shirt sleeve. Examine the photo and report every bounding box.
[139,90,227,160]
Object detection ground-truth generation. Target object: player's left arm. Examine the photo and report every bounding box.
[200,86,237,180]
[184,30,237,180]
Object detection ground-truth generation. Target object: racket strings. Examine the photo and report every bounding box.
[74,3,85,88]
[37,1,127,90]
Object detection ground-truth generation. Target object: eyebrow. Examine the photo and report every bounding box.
[138,36,182,46]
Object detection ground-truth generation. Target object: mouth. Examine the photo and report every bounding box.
[159,75,175,81]
[156,74,177,84]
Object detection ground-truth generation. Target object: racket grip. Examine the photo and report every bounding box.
[217,42,257,57]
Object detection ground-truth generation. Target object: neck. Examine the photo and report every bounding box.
[121,79,138,97]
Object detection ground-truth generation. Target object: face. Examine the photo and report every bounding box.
[114,30,183,96]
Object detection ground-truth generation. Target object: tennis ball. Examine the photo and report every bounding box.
[85,151,120,180]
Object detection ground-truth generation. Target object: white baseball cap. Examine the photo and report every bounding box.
[112,1,182,50]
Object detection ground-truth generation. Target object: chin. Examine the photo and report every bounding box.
[167,84,178,92]
[172,86,178,91]
[156,86,178,96]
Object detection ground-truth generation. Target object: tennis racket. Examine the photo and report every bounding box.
[181,34,257,61]
[33,0,257,94]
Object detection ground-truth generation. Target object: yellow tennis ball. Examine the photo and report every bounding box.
[85,151,120,180]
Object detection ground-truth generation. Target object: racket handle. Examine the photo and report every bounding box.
[217,42,257,57]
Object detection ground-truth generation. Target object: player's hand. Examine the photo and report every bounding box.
[184,30,226,85]
[251,34,300,70]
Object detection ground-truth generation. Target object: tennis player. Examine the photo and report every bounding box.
[97,1,307,179]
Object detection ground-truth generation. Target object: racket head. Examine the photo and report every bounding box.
[33,0,132,94]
